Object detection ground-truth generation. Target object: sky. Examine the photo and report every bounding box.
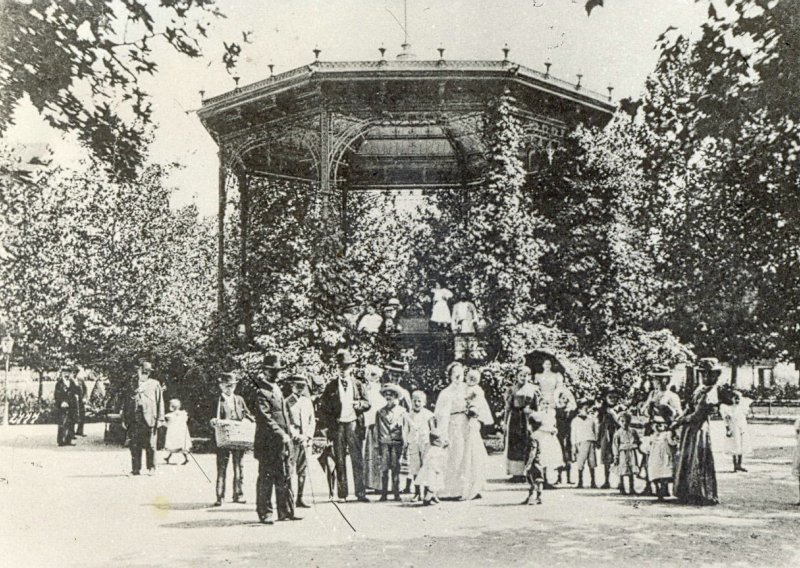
[5,0,710,217]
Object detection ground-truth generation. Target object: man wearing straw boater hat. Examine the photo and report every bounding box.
[211,371,253,507]
[252,353,301,524]
[122,360,165,476]
[385,359,412,411]
[318,349,371,502]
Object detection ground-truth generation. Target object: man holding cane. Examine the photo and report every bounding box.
[253,354,303,524]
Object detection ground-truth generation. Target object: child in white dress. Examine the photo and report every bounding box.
[164,398,191,465]
[406,390,434,501]
[719,391,752,473]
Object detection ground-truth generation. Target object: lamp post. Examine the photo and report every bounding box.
[1,334,13,428]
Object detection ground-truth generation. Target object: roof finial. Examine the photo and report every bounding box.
[268,63,274,76]
[313,45,321,61]
[607,85,614,101]
[438,45,445,60]
[544,59,552,78]
[379,44,387,60]
[502,43,510,63]
[576,73,583,90]
[233,76,240,90]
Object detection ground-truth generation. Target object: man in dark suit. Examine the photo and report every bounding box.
[253,354,302,524]
[54,364,80,446]
[123,360,165,475]
[73,371,88,436]
[211,371,253,506]
[317,350,371,502]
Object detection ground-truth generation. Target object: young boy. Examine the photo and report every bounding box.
[376,384,410,501]
[570,399,598,489]
[210,372,253,507]
[406,390,434,501]
[522,433,544,505]
[612,412,640,496]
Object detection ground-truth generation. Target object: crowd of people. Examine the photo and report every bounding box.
[53,352,800,523]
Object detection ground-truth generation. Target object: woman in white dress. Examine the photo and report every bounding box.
[430,282,454,331]
[362,364,387,491]
[461,369,493,500]
[435,361,470,499]
[535,358,565,406]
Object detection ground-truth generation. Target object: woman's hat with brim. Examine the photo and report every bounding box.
[263,353,285,370]
[648,364,672,378]
[385,298,402,308]
[380,383,403,398]
[217,372,240,385]
[386,359,408,373]
[652,414,668,425]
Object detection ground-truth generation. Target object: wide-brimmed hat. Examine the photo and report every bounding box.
[139,361,153,373]
[697,357,722,373]
[386,359,408,373]
[336,350,355,367]
[648,365,672,378]
[380,383,403,398]
[263,353,285,370]
[652,414,668,425]
[385,297,401,308]
[364,364,383,382]
[217,372,240,385]
[60,362,79,373]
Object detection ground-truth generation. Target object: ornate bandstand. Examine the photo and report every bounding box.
[197,47,615,341]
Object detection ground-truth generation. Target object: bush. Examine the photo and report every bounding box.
[8,392,55,424]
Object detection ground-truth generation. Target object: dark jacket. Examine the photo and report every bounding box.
[54,379,80,413]
[216,394,253,421]
[253,382,292,465]
[317,374,371,434]
[122,378,165,429]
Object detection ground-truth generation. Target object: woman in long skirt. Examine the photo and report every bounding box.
[436,362,470,499]
[362,364,386,491]
[505,366,540,478]
[460,370,493,500]
[673,358,722,506]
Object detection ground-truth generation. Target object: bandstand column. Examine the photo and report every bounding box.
[217,148,227,325]
[237,167,252,341]
[319,109,332,222]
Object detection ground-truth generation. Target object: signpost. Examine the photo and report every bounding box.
[1,334,13,428]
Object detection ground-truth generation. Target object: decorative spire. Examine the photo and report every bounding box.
[607,85,614,101]
[313,45,321,61]
[233,76,240,90]
[576,73,583,90]
[268,63,274,76]
[379,44,387,60]
[438,45,445,60]
[502,43,510,63]
[544,59,552,78]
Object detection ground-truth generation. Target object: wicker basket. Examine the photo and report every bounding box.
[213,419,255,450]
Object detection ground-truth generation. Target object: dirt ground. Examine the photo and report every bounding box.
[1,421,798,568]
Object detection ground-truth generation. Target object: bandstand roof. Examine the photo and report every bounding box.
[198,59,615,189]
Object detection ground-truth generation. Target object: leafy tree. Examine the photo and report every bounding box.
[0,0,243,178]
[0,154,216,379]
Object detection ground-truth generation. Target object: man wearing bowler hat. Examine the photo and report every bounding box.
[211,371,254,507]
[123,360,165,475]
[318,349,371,502]
[253,354,302,523]
[54,363,81,446]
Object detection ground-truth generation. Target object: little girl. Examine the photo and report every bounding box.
[792,417,800,506]
[528,400,563,488]
[415,415,447,506]
[719,391,752,473]
[164,398,191,465]
[612,412,640,495]
[648,415,677,500]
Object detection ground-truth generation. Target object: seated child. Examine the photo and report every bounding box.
[570,399,598,489]
[612,412,640,495]
[376,384,410,501]
[164,398,191,465]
